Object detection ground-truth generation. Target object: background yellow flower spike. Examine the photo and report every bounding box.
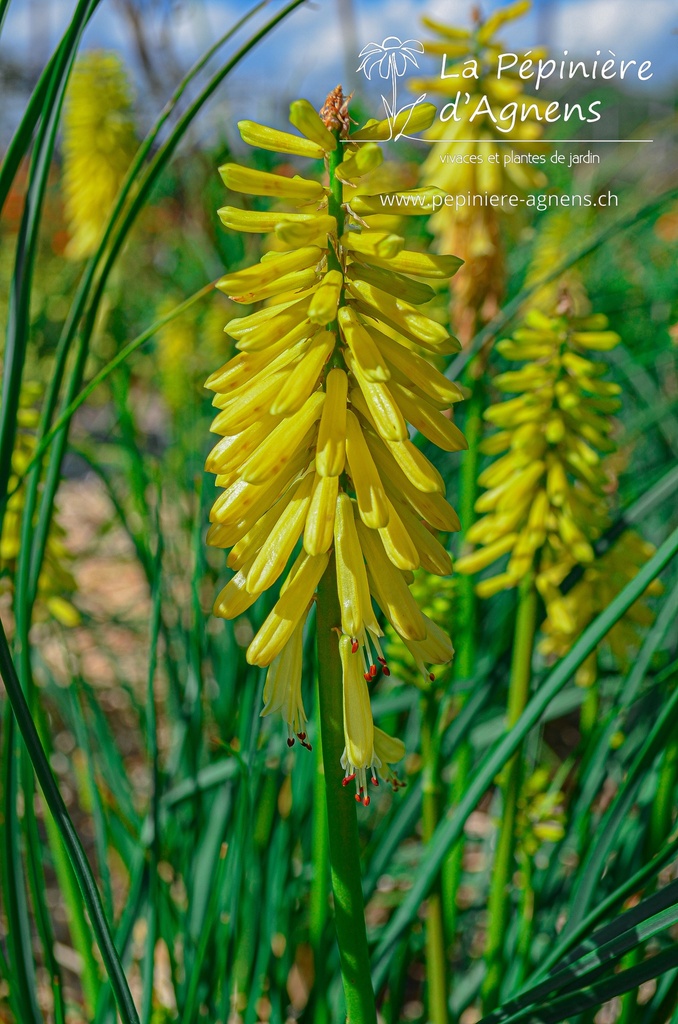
[62,50,137,261]
[206,87,464,790]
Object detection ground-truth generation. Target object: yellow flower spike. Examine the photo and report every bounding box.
[240,392,324,485]
[261,615,310,749]
[316,369,348,477]
[219,162,326,202]
[357,522,427,641]
[247,551,330,667]
[378,498,420,572]
[206,89,465,788]
[62,51,137,260]
[269,332,336,416]
[246,474,315,594]
[339,634,376,806]
[237,119,325,159]
[308,270,344,325]
[344,411,390,529]
[335,142,383,183]
[304,473,339,555]
[289,98,337,151]
[338,308,390,383]
[335,493,369,637]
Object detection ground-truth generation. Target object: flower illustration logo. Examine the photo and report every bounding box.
[357,37,426,140]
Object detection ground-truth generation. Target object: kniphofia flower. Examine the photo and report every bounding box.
[62,51,137,260]
[206,88,465,802]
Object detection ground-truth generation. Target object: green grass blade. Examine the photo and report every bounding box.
[371,525,678,986]
[563,684,678,933]
[0,620,141,1024]
[1,715,42,1024]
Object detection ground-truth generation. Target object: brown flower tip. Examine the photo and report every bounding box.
[319,85,353,137]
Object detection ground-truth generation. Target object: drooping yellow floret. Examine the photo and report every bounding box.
[62,50,137,260]
[205,88,466,795]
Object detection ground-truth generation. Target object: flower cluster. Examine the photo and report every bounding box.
[62,51,137,260]
[1,383,80,626]
[206,89,465,802]
[455,305,622,600]
[411,0,547,336]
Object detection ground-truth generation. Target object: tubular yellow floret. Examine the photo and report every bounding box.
[316,369,348,477]
[335,494,368,637]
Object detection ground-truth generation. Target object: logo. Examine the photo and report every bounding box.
[357,36,428,140]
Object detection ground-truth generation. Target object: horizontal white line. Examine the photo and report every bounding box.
[347,138,654,144]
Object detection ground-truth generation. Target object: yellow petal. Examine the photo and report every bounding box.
[335,493,368,637]
[378,498,420,571]
[289,99,337,151]
[304,473,338,555]
[357,522,426,641]
[219,162,326,202]
[238,119,325,159]
[308,270,343,325]
[246,473,315,593]
[345,411,390,529]
[247,550,330,666]
[240,392,324,485]
[340,634,375,773]
[316,368,348,476]
[338,307,390,382]
[270,332,335,416]
[345,354,407,441]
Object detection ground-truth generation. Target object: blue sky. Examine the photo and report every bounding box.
[1,0,676,137]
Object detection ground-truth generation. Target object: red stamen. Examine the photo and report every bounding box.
[364,672,371,681]
[351,638,359,653]
[287,738,295,747]
[429,672,435,682]
[371,776,379,786]
[369,664,377,678]
[362,795,370,806]
[383,666,391,676]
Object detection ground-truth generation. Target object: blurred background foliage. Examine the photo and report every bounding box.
[0,1,677,1023]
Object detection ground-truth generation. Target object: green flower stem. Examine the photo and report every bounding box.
[309,726,330,1024]
[421,690,450,1024]
[443,379,484,946]
[482,574,538,1012]
[316,559,377,1024]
